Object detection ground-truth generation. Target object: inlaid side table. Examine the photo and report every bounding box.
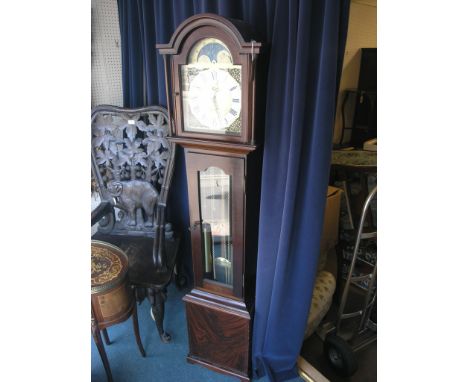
[91,240,146,382]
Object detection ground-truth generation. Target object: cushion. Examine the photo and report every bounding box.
[304,270,336,339]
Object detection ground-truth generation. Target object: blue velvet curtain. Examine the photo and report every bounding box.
[117,1,350,380]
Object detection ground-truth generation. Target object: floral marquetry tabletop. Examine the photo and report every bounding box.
[91,241,128,293]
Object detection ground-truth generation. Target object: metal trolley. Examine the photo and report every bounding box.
[319,186,377,377]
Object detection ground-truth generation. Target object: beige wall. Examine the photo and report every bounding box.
[333,0,377,144]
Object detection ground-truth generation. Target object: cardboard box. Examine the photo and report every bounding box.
[317,186,342,271]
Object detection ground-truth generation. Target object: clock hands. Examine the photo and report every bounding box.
[186,67,240,131]
[211,70,224,128]
[212,88,223,126]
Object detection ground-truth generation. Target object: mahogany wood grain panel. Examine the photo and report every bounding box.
[185,298,251,376]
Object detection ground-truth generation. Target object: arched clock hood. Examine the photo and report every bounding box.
[157,13,261,56]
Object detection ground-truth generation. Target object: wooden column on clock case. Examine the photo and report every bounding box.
[157,13,262,382]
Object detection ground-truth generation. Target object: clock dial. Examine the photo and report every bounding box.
[187,68,241,131]
[181,38,242,135]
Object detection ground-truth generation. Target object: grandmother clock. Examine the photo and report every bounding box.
[157,14,262,381]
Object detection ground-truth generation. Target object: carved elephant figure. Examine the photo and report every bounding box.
[107,180,159,227]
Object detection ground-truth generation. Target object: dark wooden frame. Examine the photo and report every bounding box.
[91,104,176,269]
[91,104,181,344]
[186,149,245,299]
[157,13,260,145]
[157,14,263,381]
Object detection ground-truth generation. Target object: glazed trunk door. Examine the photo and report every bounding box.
[186,151,245,299]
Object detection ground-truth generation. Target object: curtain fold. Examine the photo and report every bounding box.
[116,1,350,380]
[253,1,350,379]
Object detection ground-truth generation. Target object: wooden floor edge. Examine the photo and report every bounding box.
[297,356,330,382]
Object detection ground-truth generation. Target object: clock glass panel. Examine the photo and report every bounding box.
[181,38,241,135]
[198,166,233,287]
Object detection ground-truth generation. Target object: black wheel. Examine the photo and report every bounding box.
[324,335,358,377]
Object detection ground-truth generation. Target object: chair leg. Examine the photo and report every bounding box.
[102,328,111,345]
[151,289,171,343]
[92,322,113,382]
[131,305,146,357]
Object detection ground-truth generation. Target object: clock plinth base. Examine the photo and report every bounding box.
[183,290,252,380]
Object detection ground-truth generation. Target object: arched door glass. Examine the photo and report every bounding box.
[198,166,233,287]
